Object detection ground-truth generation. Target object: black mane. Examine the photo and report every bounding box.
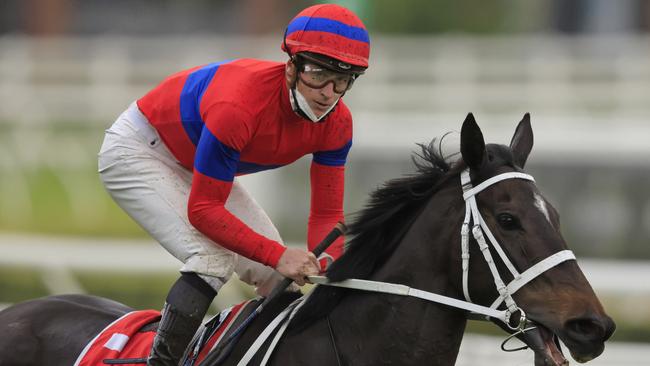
[289,138,465,331]
[328,139,458,283]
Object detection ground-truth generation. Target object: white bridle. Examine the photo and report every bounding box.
[309,168,576,329]
[460,168,576,327]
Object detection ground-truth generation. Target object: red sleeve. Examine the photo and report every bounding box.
[187,103,286,267]
[188,172,286,267]
[307,162,346,261]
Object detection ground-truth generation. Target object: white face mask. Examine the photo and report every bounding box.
[289,87,339,123]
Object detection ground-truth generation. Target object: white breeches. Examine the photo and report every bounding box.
[98,103,285,295]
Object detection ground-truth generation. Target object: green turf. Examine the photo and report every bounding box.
[0,166,147,237]
[74,270,177,310]
[0,266,50,303]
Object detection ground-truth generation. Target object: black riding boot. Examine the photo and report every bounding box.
[148,272,217,366]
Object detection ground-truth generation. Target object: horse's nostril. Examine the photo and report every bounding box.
[565,317,607,342]
[603,316,616,341]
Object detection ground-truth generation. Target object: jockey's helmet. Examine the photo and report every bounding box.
[282,4,370,76]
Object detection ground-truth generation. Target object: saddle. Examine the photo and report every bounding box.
[185,298,260,365]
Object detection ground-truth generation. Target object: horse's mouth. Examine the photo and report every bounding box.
[520,323,568,366]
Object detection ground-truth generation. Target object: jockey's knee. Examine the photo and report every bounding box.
[167,272,219,315]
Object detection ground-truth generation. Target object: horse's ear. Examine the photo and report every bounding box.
[510,113,534,168]
[460,113,486,169]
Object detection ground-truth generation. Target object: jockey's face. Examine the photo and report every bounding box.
[298,63,354,94]
[286,61,343,118]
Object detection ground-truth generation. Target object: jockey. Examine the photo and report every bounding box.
[97,4,370,366]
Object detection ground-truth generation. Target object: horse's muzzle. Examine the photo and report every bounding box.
[560,314,616,362]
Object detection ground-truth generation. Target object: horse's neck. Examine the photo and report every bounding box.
[272,186,467,365]
[374,184,463,291]
[328,293,467,365]
[329,187,467,365]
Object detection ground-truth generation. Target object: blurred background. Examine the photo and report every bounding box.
[1,0,649,364]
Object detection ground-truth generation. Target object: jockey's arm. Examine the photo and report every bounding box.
[187,104,319,282]
[308,141,351,271]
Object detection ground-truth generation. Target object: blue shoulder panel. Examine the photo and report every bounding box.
[179,60,232,146]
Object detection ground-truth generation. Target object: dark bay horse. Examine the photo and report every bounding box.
[0,114,615,366]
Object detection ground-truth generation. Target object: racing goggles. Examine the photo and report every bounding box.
[299,63,356,94]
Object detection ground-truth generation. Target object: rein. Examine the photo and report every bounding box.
[310,168,576,331]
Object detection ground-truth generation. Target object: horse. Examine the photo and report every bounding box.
[0,113,615,366]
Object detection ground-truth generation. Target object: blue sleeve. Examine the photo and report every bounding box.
[313,140,352,167]
[194,125,241,182]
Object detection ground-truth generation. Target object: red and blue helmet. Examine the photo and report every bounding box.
[282,4,370,73]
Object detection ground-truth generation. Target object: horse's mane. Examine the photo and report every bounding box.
[289,136,467,331]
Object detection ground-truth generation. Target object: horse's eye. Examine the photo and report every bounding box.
[497,213,520,230]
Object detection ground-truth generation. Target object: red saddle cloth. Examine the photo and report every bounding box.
[73,310,161,366]
[73,300,255,366]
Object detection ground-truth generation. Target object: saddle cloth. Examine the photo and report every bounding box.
[72,301,257,366]
[73,310,161,366]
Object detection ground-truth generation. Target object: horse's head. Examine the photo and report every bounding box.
[459,113,615,365]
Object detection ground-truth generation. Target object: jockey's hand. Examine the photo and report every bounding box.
[275,247,320,286]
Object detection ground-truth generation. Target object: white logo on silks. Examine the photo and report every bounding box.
[104,333,129,352]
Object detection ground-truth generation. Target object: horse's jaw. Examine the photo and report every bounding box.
[520,324,568,366]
